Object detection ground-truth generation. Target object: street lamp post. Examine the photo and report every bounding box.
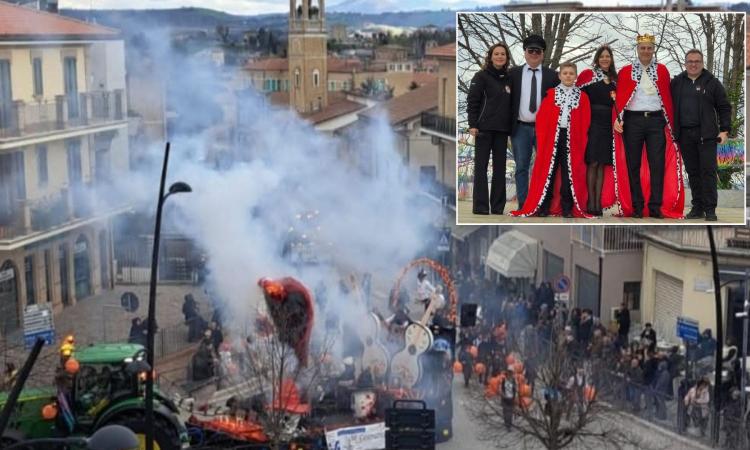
[145,142,191,450]
[706,225,724,445]
[738,268,750,449]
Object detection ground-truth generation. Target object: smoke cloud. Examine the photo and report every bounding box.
[105,24,442,345]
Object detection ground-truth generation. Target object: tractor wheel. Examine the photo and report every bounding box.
[105,411,182,450]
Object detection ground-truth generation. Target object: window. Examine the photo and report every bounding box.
[406,64,411,71]
[543,250,564,283]
[294,68,301,88]
[397,64,403,71]
[32,58,43,97]
[36,145,48,187]
[25,254,34,305]
[576,265,600,316]
[313,69,320,88]
[66,139,82,184]
[329,81,336,91]
[623,281,641,310]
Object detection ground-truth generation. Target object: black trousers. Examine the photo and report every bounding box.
[623,112,666,212]
[473,130,508,214]
[679,127,718,212]
[540,129,573,214]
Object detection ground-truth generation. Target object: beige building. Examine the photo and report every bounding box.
[420,43,456,193]
[638,227,749,347]
[486,226,645,327]
[0,2,129,334]
[358,81,438,175]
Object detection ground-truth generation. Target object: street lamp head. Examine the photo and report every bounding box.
[168,181,192,195]
[86,424,139,450]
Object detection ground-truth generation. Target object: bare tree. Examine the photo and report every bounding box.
[238,306,335,450]
[465,331,653,450]
[457,13,603,131]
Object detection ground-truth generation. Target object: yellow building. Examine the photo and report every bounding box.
[0,2,130,333]
[638,227,750,346]
[420,43,456,194]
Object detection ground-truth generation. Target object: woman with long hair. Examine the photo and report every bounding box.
[466,42,513,215]
[576,45,618,216]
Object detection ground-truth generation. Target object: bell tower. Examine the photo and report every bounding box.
[288,0,328,113]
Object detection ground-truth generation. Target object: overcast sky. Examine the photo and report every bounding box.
[59,1,722,17]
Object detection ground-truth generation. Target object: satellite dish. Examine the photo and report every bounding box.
[120,292,139,313]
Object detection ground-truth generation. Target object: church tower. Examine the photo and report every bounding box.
[288,0,328,113]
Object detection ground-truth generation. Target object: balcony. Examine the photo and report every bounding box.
[0,90,125,140]
[639,227,746,252]
[420,112,456,142]
[0,183,127,243]
[572,226,644,253]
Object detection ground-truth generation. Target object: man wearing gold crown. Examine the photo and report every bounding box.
[612,33,685,218]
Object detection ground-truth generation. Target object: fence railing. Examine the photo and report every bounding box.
[0,90,125,139]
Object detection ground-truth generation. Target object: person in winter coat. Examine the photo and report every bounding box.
[466,42,514,215]
[670,49,732,222]
[652,360,672,420]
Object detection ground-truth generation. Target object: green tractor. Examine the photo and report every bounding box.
[0,343,189,449]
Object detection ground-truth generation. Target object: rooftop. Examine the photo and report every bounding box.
[425,43,456,60]
[0,1,119,40]
[359,81,437,125]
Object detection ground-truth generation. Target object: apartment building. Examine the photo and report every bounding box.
[0,2,129,333]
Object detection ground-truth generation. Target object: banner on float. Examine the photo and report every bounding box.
[325,422,386,450]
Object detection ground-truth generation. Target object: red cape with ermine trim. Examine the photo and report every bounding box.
[612,63,684,218]
[511,87,591,217]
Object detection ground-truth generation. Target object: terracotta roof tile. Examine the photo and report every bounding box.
[245,57,288,71]
[425,43,456,59]
[302,94,368,125]
[413,71,438,86]
[359,81,438,125]
[0,1,119,39]
[328,57,363,72]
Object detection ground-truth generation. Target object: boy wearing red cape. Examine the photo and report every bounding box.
[512,62,591,218]
[612,33,684,218]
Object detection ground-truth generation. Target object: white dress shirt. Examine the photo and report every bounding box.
[626,61,662,112]
[518,64,544,123]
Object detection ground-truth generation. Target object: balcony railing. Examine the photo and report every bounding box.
[421,112,456,140]
[573,226,644,253]
[640,227,742,251]
[0,183,127,241]
[0,90,125,139]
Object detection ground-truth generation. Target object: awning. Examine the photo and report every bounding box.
[451,224,481,242]
[485,230,538,278]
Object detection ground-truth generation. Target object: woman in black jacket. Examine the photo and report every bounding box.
[467,42,513,215]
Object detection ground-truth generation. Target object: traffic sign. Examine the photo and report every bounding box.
[23,304,55,350]
[677,316,700,343]
[121,292,140,312]
[553,275,571,293]
[437,228,450,252]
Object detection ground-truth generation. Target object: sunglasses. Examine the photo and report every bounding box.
[526,48,543,55]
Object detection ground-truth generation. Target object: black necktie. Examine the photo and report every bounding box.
[529,68,538,113]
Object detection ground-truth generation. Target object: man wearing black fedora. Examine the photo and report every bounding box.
[509,34,559,209]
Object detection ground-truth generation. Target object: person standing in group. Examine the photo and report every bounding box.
[577,45,618,216]
[613,33,684,219]
[511,62,590,218]
[509,35,560,209]
[670,49,731,222]
[467,42,513,215]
